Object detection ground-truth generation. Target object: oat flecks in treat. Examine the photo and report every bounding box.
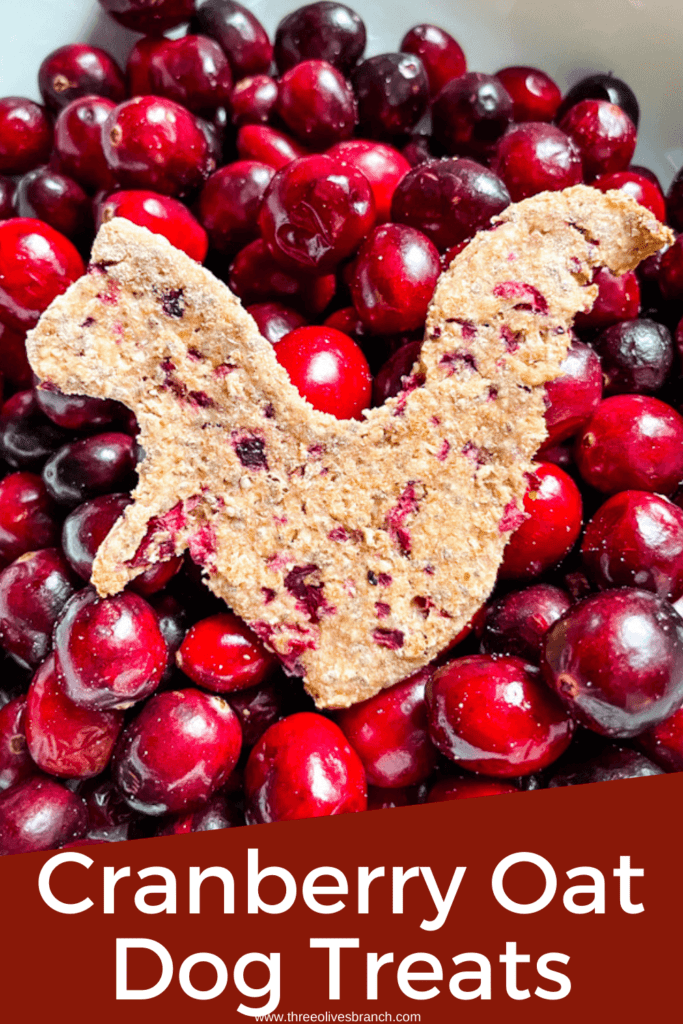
[25,187,672,708]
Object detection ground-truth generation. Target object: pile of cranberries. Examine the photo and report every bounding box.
[1,0,683,856]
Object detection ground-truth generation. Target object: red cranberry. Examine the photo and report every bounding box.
[351,223,439,335]
[231,74,278,126]
[0,322,32,390]
[0,175,15,219]
[54,95,118,193]
[0,547,78,670]
[391,157,510,252]
[97,0,194,33]
[236,123,308,170]
[126,36,168,95]
[372,340,422,406]
[275,325,371,419]
[541,337,603,447]
[192,0,273,78]
[548,744,663,787]
[80,774,137,839]
[42,432,137,508]
[277,60,356,148]
[247,301,307,344]
[275,2,365,75]
[557,72,640,130]
[54,587,167,710]
[245,712,366,822]
[426,654,573,777]
[574,267,640,333]
[0,97,52,176]
[427,775,518,801]
[335,669,437,788]
[593,318,673,394]
[492,123,582,202]
[402,133,433,167]
[542,588,683,737]
[367,783,426,809]
[103,96,214,198]
[14,168,93,244]
[500,463,583,581]
[327,139,409,223]
[228,238,335,315]
[177,611,276,693]
[431,72,513,160]
[481,583,572,662]
[225,678,287,748]
[637,704,683,772]
[494,66,561,122]
[0,218,84,332]
[0,472,60,565]
[0,697,34,791]
[666,166,683,232]
[98,189,208,262]
[575,395,683,495]
[0,390,71,469]
[145,34,234,115]
[198,161,274,255]
[559,99,636,180]
[113,687,241,814]
[35,386,125,432]
[658,234,683,301]
[156,790,245,834]
[593,170,666,221]
[400,24,466,96]
[352,53,429,140]
[130,556,183,598]
[0,775,87,854]
[38,44,126,112]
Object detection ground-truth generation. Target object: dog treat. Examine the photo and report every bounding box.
[26,186,671,708]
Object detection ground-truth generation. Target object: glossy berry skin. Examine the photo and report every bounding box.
[494,66,561,122]
[54,587,167,710]
[492,123,582,201]
[391,157,510,251]
[0,776,88,855]
[541,338,603,447]
[259,154,375,274]
[192,0,273,78]
[658,235,683,302]
[352,53,429,141]
[0,97,52,176]
[53,96,118,193]
[0,321,32,390]
[247,301,307,345]
[275,2,365,75]
[427,776,518,801]
[0,472,60,566]
[581,490,683,601]
[61,493,130,581]
[236,124,308,171]
[226,679,287,748]
[275,325,372,419]
[126,36,168,95]
[0,175,15,219]
[666,166,683,232]
[335,669,437,788]
[351,223,440,335]
[245,712,367,823]
[0,390,70,470]
[547,745,663,787]
[637,704,683,772]
[198,161,274,255]
[327,139,410,223]
[559,100,637,180]
[14,168,93,244]
[98,189,208,262]
[575,395,683,496]
[103,97,214,198]
[557,72,640,130]
[42,432,137,508]
[113,687,241,815]
[230,74,278,126]
[156,790,245,834]
[0,548,79,670]
[431,72,513,160]
[26,654,123,779]
[574,267,640,333]
[277,60,357,148]
[38,44,126,111]
[145,34,234,115]
[97,0,194,33]
[35,386,125,432]
[480,583,572,662]
[0,697,34,791]
[400,24,466,96]
[593,318,673,395]
[542,589,683,737]
[228,238,336,316]
[593,170,666,221]
[177,611,277,693]
[426,654,573,777]
[372,340,422,406]
[0,218,84,332]
[500,463,582,580]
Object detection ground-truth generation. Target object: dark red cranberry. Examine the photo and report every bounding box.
[593,170,666,221]
[126,36,168,95]
[400,24,466,96]
[637,703,683,772]
[231,74,278,126]
[658,234,683,301]
[245,712,366,822]
[0,697,34,791]
[39,44,126,112]
[372,341,422,406]
[557,72,640,130]
[228,238,336,315]
[593,318,673,394]
[225,678,286,748]
[559,99,636,180]
[350,223,439,335]
[327,139,409,223]
[80,774,136,839]
[0,175,15,219]
[402,133,433,167]
[335,669,437,788]
[177,611,277,693]
[35,386,126,432]
[0,472,60,566]
[97,0,194,33]
[130,555,183,598]
[98,189,208,262]
[666,166,683,232]
[236,123,308,170]
[0,322,31,389]
[548,744,663,786]
[0,548,78,669]
[0,97,52,176]
[246,301,307,345]
[0,391,71,469]
[156,789,245,834]
[352,53,429,140]
[574,267,640,333]
[54,95,118,193]
[427,775,518,801]
[575,395,683,495]
[0,775,87,854]
[192,0,272,77]
[0,218,84,332]
[113,687,241,814]
[198,161,274,255]
[54,587,167,710]
[494,66,561,122]
[275,325,371,419]
[431,72,513,160]
[541,337,603,447]
[492,123,582,202]
[274,2,365,75]
[145,34,234,115]
[259,154,375,273]
[42,432,137,508]
[500,463,583,580]
[147,592,187,679]
[277,60,356,148]
[14,167,93,244]
[542,588,683,737]
[390,157,510,252]
[426,654,573,777]
[481,584,572,662]
[367,783,426,809]
[103,97,214,198]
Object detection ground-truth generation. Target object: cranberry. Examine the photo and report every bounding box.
[492,123,582,202]
[0,547,78,669]
[367,783,426,809]
[275,2,365,75]
[35,386,125,432]
[0,97,52,176]
[0,175,15,219]
[427,775,518,801]
[0,322,31,390]
[658,235,683,301]
[156,790,245,834]
[637,703,683,771]
[14,168,93,244]
[277,60,356,149]
[259,154,375,273]
[559,99,636,180]
[574,267,640,333]
[0,218,84,332]
[0,472,60,565]
[245,712,366,822]
[542,588,683,737]
[126,36,168,95]
[431,72,513,160]
[0,697,34,791]
[236,123,308,170]
[97,0,194,33]
[55,587,167,710]
[593,170,666,221]
[80,774,136,839]
[327,139,409,223]
[0,775,87,854]
[402,133,433,167]
[226,678,287,748]
[391,157,510,252]
[177,611,276,693]
[54,95,118,193]
[0,390,71,469]
[548,744,663,787]
[666,166,683,232]
[426,654,573,777]
[372,340,422,406]
[147,592,187,677]
[593,318,673,395]
[541,338,603,447]
[103,97,214,198]
[494,66,561,122]
[145,34,234,115]
[42,432,137,508]
[98,189,208,263]
[228,238,336,315]
[400,24,466,96]
[198,161,274,255]
[275,325,371,419]
[557,72,640,130]
[231,74,278,126]
[38,44,126,112]
[192,0,272,77]
[114,687,241,814]
[481,584,572,662]
[575,395,683,495]
[500,462,582,580]
[247,301,307,345]
[352,53,429,140]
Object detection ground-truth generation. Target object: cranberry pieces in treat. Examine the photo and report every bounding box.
[277,60,357,148]
[198,161,274,255]
[0,219,84,333]
[0,548,79,670]
[38,44,126,111]
[274,2,366,75]
[400,24,466,96]
[0,97,52,176]
[192,0,273,78]
[0,472,60,565]
[492,123,582,202]
[275,325,372,419]
[431,72,513,160]
[351,53,429,140]
[494,66,562,122]
[0,775,88,855]
[99,190,209,263]
[559,99,637,180]
[177,611,277,693]
[97,0,195,34]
